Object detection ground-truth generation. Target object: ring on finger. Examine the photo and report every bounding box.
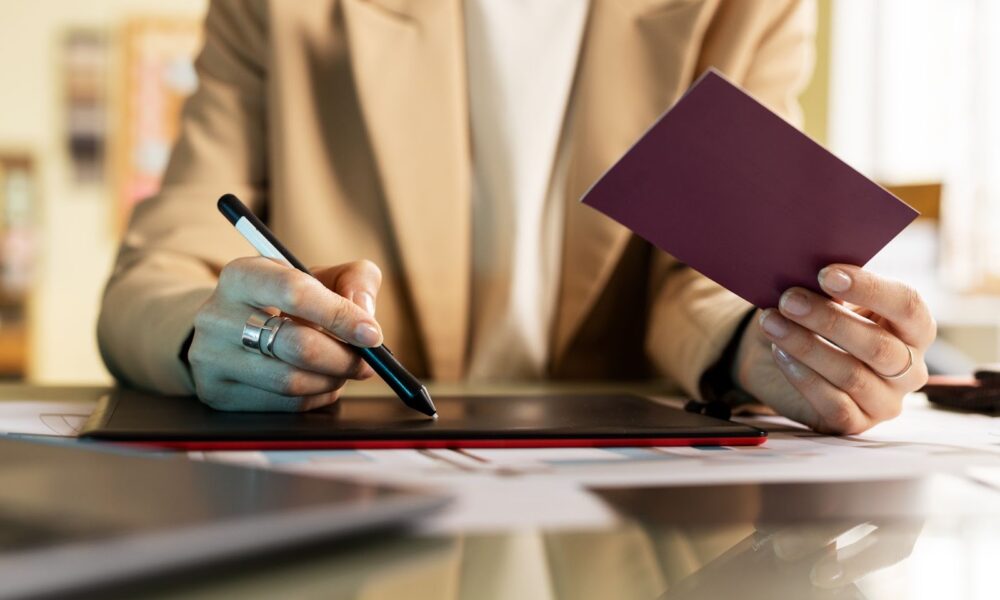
[261,314,291,358]
[875,344,914,380]
[241,310,271,354]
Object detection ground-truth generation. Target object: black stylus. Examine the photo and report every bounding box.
[217,194,437,418]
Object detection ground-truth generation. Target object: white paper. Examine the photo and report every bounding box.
[966,466,1000,491]
[0,401,97,436]
[193,395,1000,532]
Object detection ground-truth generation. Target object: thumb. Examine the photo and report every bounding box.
[314,260,382,317]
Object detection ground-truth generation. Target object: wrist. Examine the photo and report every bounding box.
[696,309,758,414]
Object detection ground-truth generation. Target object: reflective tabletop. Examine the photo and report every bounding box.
[135,474,1000,600]
[2,385,998,599]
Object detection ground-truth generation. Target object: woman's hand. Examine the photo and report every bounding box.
[188,257,384,411]
[733,264,936,434]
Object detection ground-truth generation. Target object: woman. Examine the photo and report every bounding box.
[98,0,934,434]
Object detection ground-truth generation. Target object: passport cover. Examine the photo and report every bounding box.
[581,69,919,308]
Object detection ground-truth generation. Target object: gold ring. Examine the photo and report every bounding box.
[878,345,914,380]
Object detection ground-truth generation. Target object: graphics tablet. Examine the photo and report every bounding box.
[80,388,767,450]
[0,437,447,598]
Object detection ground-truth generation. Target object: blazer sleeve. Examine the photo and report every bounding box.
[645,0,817,398]
[97,0,269,394]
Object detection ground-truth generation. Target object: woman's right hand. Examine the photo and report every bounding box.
[188,257,384,411]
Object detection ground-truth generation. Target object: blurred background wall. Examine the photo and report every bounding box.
[0,0,997,385]
[0,1,207,384]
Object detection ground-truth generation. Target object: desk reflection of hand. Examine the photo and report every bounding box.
[771,520,923,589]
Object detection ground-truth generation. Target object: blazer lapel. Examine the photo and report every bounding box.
[342,0,470,380]
[552,0,718,363]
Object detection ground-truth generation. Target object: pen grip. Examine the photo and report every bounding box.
[219,194,431,413]
[357,345,422,401]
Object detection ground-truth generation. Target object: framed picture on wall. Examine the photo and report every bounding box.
[63,29,110,185]
[113,18,202,231]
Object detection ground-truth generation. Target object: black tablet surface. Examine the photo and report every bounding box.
[81,388,767,450]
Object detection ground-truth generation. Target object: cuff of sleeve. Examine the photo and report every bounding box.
[127,286,213,395]
[683,301,751,400]
[650,290,753,402]
[697,309,757,409]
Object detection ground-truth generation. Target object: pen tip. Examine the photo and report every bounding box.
[416,386,437,418]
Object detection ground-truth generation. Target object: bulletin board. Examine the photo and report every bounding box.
[113,18,202,231]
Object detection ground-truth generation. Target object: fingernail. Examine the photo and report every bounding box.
[820,267,852,293]
[759,310,789,338]
[352,323,381,347]
[773,344,806,379]
[357,291,376,316]
[772,343,792,363]
[810,560,845,588]
[780,290,811,316]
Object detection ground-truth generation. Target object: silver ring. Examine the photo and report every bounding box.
[878,345,914,380]
[261,315,290,358]
[241,311,271,354]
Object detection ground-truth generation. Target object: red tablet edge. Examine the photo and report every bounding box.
[118,435,767,451]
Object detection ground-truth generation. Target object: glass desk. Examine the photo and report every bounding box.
[1,384,998,599]
[133,475,1000,600]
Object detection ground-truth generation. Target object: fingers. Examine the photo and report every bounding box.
[772,522,859,561]
[189,334,350,411]
[191,257,387,412]
[314,260,382,317]
[268,318,373,379]
[772,520,922,589]
[200,381,340,412]
[189,331,350,397]
[759,310,901,422]
[775,288,917,384]
[223,351,349,397]
[809,520,923,589]
[744,267,934,434]
[218,257,382,347]
[189,346,343,413]
[768,342,872,434]
[818,265,936,348]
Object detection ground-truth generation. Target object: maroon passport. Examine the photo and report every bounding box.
[581,70,918,308]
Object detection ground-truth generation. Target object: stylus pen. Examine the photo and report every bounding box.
[217,193,437,418]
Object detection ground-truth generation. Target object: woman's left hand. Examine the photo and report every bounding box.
[733,264,936,434]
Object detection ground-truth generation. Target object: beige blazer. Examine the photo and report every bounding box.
[98,0,815,395]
